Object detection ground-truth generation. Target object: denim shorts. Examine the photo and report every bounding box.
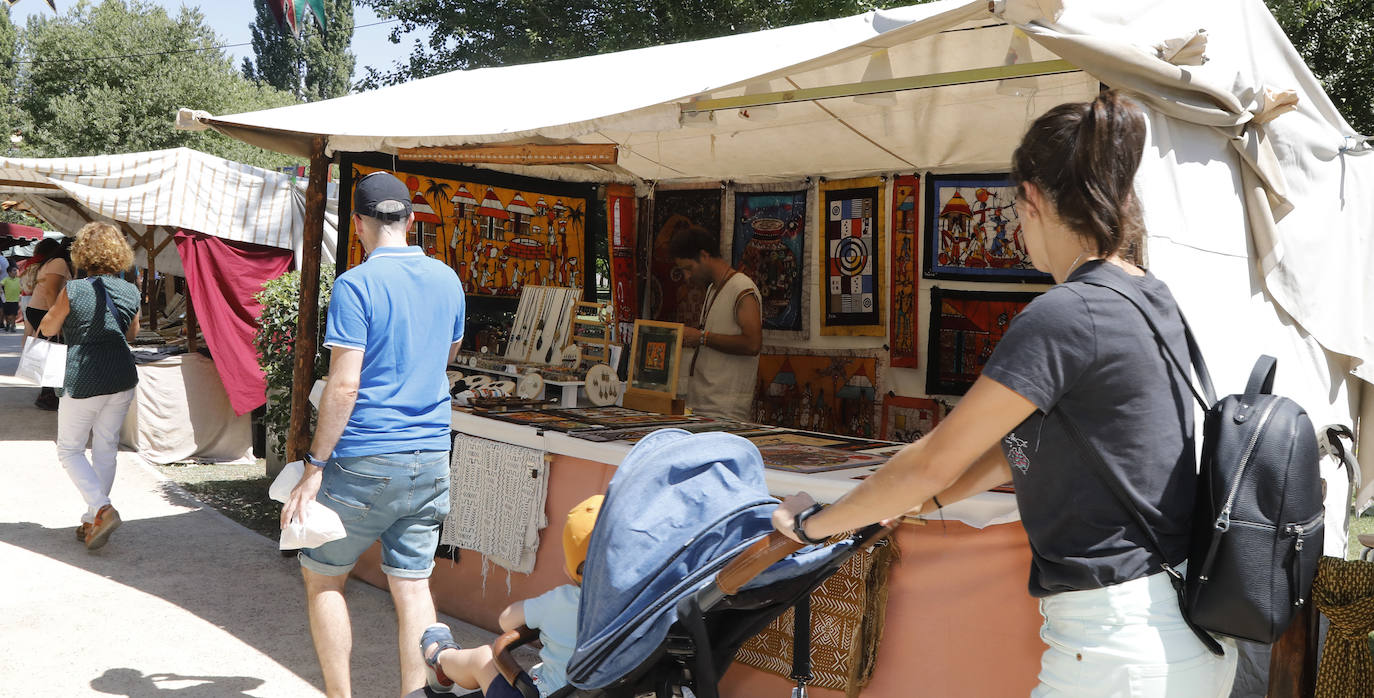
[299,450,450,579]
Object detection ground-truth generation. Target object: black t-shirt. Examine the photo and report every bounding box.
[981,260,1197,598]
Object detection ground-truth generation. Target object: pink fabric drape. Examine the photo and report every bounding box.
[174,230,294,415]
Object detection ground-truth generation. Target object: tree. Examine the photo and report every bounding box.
[242,0,355,102]
[356,0,888,89]
[15,0,301,168]
[0,7,28,145]
[1265,0,1374,136]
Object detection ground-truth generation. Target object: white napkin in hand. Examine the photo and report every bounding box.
[269,460,347,551]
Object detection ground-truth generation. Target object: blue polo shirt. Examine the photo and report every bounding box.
[324,246,465,458]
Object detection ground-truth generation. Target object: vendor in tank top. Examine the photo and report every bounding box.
[668,219,762,421]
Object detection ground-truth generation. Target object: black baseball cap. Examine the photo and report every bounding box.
[353,171,412,222]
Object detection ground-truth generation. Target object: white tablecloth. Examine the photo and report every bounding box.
[120,353,254,465]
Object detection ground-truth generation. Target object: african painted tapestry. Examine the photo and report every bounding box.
[889,175,919,367]
[820,177,883,336]
[732,190,806,332]
[923,174,1050,283]
[648,188,721,325]
[348,164,588,297]
[925,288,1038,396]
[752,349,882,439]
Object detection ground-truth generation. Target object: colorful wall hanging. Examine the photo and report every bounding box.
[756,444,888,474]
[753,348,884,439]
[346,163,589,297]
[923,174,1051,283]
[606,184,638,333]
[889,175,920,367]
[647,188,721,325]
[732,190,806,333]
[819,177,884,336]
[880,395,942,443]
[925,288,1038,395]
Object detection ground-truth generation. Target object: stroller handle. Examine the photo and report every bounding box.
[716,521,899,595]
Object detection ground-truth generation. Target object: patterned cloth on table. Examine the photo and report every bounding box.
[735,537,899,697]
[1313,556,1374,698]
[442,433,548,575]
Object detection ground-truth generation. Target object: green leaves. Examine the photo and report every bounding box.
[10,0,301,167]
[254,264,335,460]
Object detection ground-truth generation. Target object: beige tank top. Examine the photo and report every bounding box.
[686,271,760,421]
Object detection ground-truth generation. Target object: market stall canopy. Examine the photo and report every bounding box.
[0,148,339,272]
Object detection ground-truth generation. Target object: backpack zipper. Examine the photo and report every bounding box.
[1283,511,1324,607]
[1198,399,1279,582]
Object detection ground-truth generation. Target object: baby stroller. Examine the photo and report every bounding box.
[489,429,897,698]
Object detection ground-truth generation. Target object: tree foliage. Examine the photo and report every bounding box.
[243,0,355,102]
[13,0,300,168]
[255,264,334,460]
[356,0,887,89]
[1265,0,1374,136]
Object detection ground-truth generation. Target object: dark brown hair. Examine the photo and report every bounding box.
[665,215,720,260]
[1011,90,1147,257]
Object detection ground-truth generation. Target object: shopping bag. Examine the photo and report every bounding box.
[15,335,66,388]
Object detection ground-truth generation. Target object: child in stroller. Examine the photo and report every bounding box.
[421,495,603,697]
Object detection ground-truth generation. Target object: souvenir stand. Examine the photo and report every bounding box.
[0,148,341,464]
[185,0,1373,695]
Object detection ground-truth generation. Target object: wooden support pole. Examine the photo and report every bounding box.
[1268,601,1321,698]
[185,293,198,353]
[287,137,329,463]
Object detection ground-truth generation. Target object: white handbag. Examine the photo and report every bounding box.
[15,335,66,388]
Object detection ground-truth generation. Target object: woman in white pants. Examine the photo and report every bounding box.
[771,91,1236,697]
[39,222,140,550]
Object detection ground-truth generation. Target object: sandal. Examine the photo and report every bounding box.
[420,623,462,694]
[75,523,89,542]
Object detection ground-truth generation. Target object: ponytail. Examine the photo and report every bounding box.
[1012,90,1147,257]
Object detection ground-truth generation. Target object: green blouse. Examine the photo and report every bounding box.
[61,276,139,399]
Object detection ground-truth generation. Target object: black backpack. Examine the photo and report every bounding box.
[1066,270,1323,654]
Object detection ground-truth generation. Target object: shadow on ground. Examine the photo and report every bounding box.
[91,668,265,697]
[0,511,329,690]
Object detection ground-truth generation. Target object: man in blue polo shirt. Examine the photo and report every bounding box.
[281,171,465,698]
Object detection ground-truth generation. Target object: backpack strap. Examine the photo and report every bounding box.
[92,277,130,336]
[1059,412,1226,657]
[1074,268,1217,410]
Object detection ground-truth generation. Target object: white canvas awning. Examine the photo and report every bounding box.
[0,147,339,271]
[186,0,1374,503]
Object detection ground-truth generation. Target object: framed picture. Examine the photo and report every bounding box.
[923,174,1051,283]
[819,177,884,336]
[757,444,889,474]
[627,319,684,397]
[752,348,883,439]
[889,174,920,367]
[926,288,1039,396]
[880,395,942,442]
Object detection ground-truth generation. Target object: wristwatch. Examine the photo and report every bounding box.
[791,503,827,545]
[305,451,329,468]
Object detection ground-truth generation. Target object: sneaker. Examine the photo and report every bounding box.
[85,505,121,550]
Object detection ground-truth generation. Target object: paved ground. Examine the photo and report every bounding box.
[0,327,501,697]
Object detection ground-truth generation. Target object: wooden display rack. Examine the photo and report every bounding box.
[567,300,613,367]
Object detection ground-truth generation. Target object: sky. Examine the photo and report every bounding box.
[8,1,431,84]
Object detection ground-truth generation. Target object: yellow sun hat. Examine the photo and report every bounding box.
[563,494,604,584]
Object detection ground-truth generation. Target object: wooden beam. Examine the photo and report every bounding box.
[57,199,94,224]
[0,178,60,190]
[287,137,329,463]
[398,143,619,165]
[682,59,1080,113]
[1268,601,1320,698]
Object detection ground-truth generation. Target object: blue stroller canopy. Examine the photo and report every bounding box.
[567,429,780,689]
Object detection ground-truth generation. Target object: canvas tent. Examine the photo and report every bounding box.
[184,0,1372,503]
[0,147,340,273]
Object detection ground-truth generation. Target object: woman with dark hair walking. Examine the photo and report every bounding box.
[26,236,73,410]
[772,91,1237,696]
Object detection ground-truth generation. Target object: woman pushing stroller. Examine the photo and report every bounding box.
[772,91,1238,697]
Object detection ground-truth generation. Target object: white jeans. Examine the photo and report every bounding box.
[1032,566,1238,698]
[57,388,136,523]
